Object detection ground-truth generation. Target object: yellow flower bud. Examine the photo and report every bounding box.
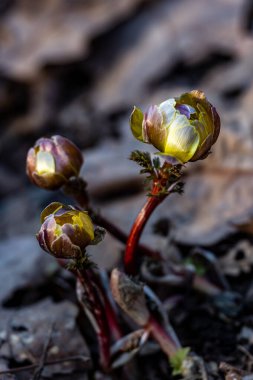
[37,202,94,259]
[130,90,220,163]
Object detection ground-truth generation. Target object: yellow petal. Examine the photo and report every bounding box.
[76,212,94,241]
[165,115,200,162]
[40,202,63,223]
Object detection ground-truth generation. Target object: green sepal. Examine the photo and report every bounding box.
[169,347,190,376]
[130,106,144,141]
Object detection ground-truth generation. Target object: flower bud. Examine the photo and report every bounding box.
[37,202,94,259]
[26,135,83,190]
[130,90,220,163]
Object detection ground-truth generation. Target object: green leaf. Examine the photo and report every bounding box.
[130,106,144,141]
[169,347,190,376]
[129,150,152,170]
[152,156,161,169]
[185,258,206,276]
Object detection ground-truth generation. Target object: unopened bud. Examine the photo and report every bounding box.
[37,202,94,259]
[26,135,83,190]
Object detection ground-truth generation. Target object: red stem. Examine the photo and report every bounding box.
[88,269,123,341]
[124,183,166,275]
[93,213,161,260]
[77,268,111,371]
[147,316,181,357]
[58,258,122,343]
[58,258,118,370]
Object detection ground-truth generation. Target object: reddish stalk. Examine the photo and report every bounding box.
[77,268,111,371]
[58,258,122,342]
[147,316,181,357]
[124,181,166,275]
[93,213,161,260]
[87,269,123,341]
[57,257,111,370]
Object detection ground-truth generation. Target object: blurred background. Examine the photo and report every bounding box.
[1,0,253,261]
[2,2,253,376]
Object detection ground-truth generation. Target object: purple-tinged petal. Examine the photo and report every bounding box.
[211,105,221,144]
[143,105,166,151]
[37,216,57,253]
[51,233,82,259]
[175,104,195,119]
[61,223,87,248]
[53,135,83,177]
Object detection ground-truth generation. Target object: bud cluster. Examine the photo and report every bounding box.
[25,89,221,375]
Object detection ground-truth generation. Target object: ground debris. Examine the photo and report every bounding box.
[0,299,91,379]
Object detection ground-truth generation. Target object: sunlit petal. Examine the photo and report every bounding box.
[130,106,144,142]
[36,151,55,174]
[165,115,200,162]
